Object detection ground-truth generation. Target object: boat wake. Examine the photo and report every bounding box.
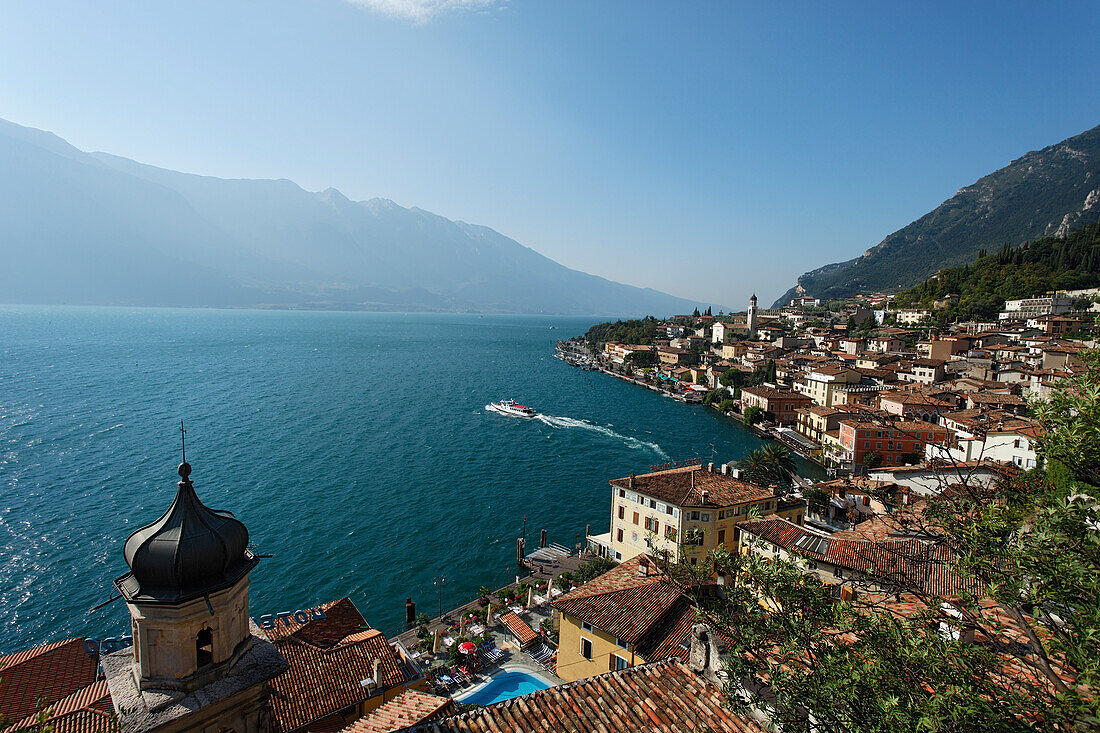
[536,414,668,457]
[484,405,667,457]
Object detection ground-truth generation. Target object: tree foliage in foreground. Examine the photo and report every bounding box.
[660,354,1100,731]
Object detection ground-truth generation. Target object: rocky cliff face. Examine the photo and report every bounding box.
[773,124,1100,307]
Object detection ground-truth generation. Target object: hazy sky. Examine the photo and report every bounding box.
[2,1,1098,308]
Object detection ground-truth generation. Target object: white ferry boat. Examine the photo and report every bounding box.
[489,399,538,417]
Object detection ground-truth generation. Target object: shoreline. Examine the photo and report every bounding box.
[558,342,827,470]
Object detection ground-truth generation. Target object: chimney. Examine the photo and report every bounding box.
[701,489,709,504]
[628,473,636,489]
[708,462,714,473]
[637,557,650,577]
[901,487,910,505]
[687,624,725,687]
[721,463,730,475]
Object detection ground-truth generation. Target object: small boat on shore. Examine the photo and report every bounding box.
[488,399,538,418]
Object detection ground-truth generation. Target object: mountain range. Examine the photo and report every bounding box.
[774,124,1100,307]
[0,118,710,316]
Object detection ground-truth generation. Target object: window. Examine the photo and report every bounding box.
[807,561,818,570]
[835,568,844,578]
[864,441,871,449]
[615,637,627,649]
[616,528,623,542]
[633,512,639,525]
[619,489,625,498]
[582,622,592,631]
[764,501,772,510]
[617,506,624,520]
[615,551,622,560]
[717,529,726,544]
[1013,439,1021,448]
[196,627,213,668]
[649,499,657,509]
[690,511,700,520]
[689,557,698,566]
[644,517,651,531]
[876,442,882,449]
[581,638,593,660]
[665,526,677,541]
[666,505,673,515]
[653,520,660,534]
[611,654,628,671]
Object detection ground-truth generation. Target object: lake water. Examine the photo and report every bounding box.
[0,306,818,653]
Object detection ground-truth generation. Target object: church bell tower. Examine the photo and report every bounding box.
[103,451,287,733]
[747,293,759,334]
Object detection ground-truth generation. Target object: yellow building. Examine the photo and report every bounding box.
[588,463,792,565]
[551,555,697,683]
[721,341,749,360]
[802,365,862,407]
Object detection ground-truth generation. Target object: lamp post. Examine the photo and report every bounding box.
[433,575,446,619]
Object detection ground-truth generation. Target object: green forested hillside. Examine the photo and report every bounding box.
[582,317,660,346]
[894,222,1100,321]
[774,123,1100,306]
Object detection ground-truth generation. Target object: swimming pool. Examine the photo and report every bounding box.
[457,670,552,705]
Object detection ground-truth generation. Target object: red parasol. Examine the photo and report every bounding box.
[459,641,477,654]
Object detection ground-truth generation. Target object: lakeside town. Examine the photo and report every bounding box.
[3,287,1097,732]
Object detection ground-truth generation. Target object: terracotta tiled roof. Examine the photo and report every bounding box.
[0,637,114,732]
[499,611,539,647]
[552,556,682,645]
[740,518,979,598]
[610,466,773,508]
[740,386,811,401]
[269,598,414,733]
[399,659,765,732]
[340,690,455,733]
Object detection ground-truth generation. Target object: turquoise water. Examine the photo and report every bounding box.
[0,306,820,653]
[458,671,551,705]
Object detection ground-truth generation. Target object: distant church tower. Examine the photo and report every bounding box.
[747,293,759,334]
[103,457,287,733]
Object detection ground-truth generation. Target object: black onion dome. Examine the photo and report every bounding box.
[116,462,258,604]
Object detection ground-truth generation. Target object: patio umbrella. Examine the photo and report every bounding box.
[459,641,477,654]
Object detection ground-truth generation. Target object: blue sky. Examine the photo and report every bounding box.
[2,0,1098,308]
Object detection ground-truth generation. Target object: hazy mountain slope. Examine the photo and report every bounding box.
[774,124,1100,307]
[0,118,708,315]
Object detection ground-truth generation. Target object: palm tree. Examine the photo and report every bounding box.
[738,444,797,495]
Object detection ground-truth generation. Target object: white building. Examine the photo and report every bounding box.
[930,420,1042,470]
[999,295,1074,321]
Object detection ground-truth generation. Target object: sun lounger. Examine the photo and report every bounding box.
[533,594,547,605]
[509,604,524,615]
[469,623,485,636]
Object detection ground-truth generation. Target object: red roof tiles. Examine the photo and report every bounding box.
[340,690,454,733]
[610,466,773,508]
[400,659,764,732]
[498,611,539,647]
[268,598,415,733]
[0,637,114,733]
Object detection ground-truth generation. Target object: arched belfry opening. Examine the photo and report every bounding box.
[197,626,214,668]
[103,437,289,733]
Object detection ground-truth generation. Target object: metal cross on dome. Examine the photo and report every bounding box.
[180,420,186,464]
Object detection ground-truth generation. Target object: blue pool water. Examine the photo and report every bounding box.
[459,671,551,705]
